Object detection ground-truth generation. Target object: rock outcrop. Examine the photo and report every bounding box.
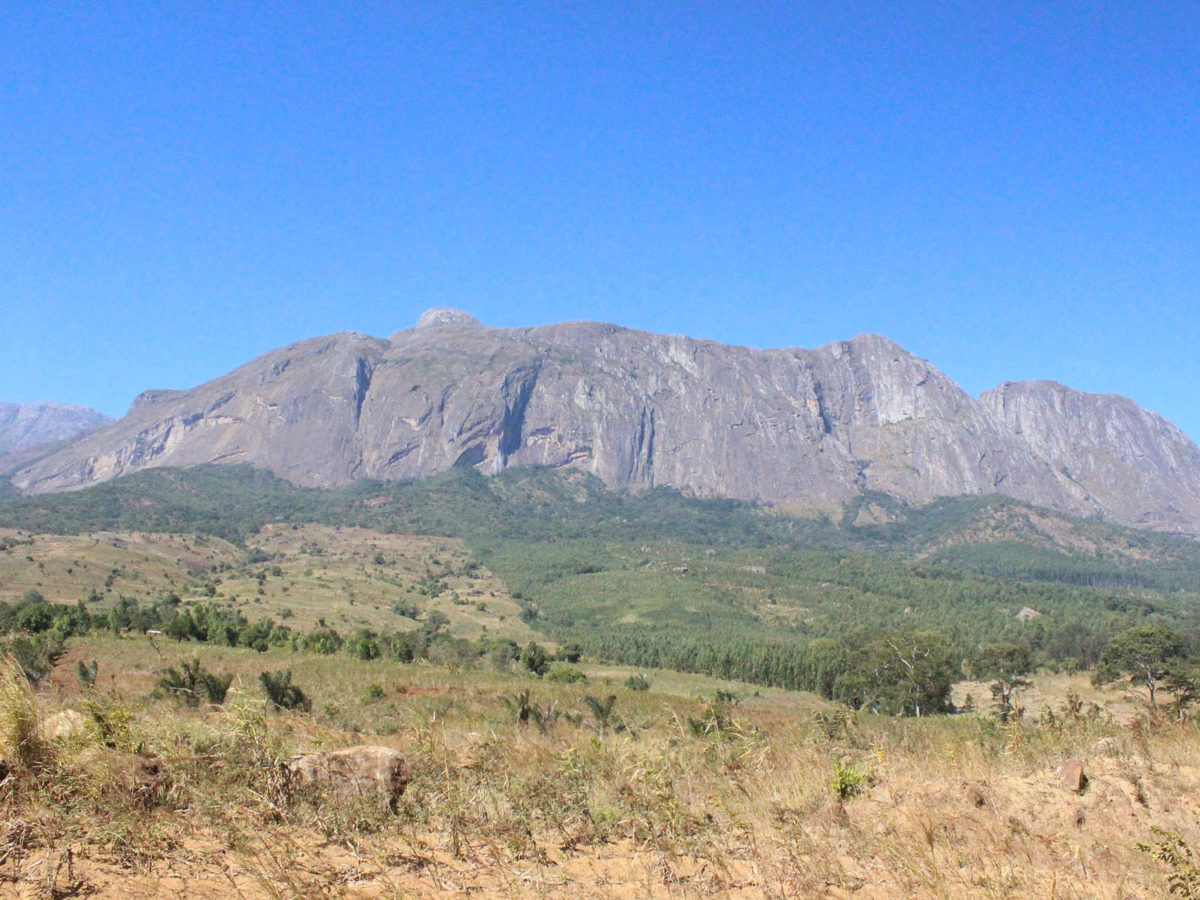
[285,745,410,811]
[982,380,1200,533]
[9,312,1200,534]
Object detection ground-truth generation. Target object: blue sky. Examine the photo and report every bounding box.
[3,3,1198,439]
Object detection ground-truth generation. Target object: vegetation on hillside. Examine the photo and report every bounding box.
[2,637,1200,897]
[4,465,1200,700]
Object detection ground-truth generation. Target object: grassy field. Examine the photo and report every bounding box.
[6,472,1200,895]
[3,634,1200,898]
[0,524,542,643]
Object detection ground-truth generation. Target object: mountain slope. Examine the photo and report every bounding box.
[982,380,1200,533]
[0,402,111,455]
[8,311,1200,534]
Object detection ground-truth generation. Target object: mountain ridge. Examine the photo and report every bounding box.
[7,311,1200,535]
[0,402,112,456]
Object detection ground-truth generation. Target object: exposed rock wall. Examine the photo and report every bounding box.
[10,312,1200,534]
[982,380,1200,532]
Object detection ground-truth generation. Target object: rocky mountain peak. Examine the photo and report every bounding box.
[981,380,1200,532]
[414,308,482,330]
[7,318,1200,535]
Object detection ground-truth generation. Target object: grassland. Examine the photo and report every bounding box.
[5,468,1200,895]
[0,523,541,643]
[6,465,1200,683]
[3,635,1200,897]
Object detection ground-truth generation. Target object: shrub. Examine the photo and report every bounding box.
[624,673,651,691]
[363,682,386,703]
[77,659,99,688]
[504,688,542,727]
[3,633,65,684]
[831,760,867,800]
[82,692,138,752]
[521,642,550,676]
[1138,828,1200,898]
[546,663,587,684]
[261,669,311,711]
[583,694,620,738]
[156,658,233,706]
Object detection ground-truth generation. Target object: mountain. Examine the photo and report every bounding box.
[8,310,1200,534]
[981,380,1200,533]
[0,402,112,455]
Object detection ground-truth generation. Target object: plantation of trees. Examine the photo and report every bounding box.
[4,464,1200,716]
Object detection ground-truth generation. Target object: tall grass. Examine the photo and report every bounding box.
[2,636,1200,896]
[0,653,43,773]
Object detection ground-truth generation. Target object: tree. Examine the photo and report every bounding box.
[15,602,54,634]
[802,638,847,700]
[557,643,583,663]
[835,628,955,717]
[521,642,549,676]
[1162,660,1200,722]
[1093,624,1183,710]
[974,642,1033,722]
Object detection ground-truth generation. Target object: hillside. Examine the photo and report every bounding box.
[9,311,1200,533]
[3,638,1200,898]
[6,467,1200,897]
[5,465,1200,685]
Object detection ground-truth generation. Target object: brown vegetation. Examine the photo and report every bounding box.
[1,639,1199,897]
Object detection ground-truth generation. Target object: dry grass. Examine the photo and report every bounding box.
[0,524,541,642]
[2,637,1199,897]
[0,654,44,773]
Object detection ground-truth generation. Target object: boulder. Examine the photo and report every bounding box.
[76,747,164,807]
[284,745,410,811]
[1058,758,1087,793]
[42,709,88,741]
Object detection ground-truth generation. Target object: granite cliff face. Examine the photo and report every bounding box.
[0,403,112,455]
[9,311,1200,534]
[981,380,1200,533]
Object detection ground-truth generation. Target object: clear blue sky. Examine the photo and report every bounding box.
[3,3,1198,438]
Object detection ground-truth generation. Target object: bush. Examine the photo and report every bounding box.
[1138,828,1200,898]
[77,659,98,688]
[3,634,65,684]
[831,760,868,800]
[15,602,54,634]
[521,642,550,676]
[260,669,311,712]
[156,658,233,706]
[546,663,587,684]
[362,682,386,703]
[624,673,651,691]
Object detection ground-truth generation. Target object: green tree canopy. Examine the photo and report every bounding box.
[1093,624,1183,709]
[973,642,1033,721]
[834,628,955,717]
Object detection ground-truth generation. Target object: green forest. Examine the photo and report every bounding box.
[2,464,1199,714]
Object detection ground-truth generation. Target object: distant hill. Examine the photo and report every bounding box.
[0,402,111,455]
[8,310,1200,534]
[5,464,1200,675]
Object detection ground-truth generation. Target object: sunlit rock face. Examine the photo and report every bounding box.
[11,311,1200,535]
[982,380,1200,533]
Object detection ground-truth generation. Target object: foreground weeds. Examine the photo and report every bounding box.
[2,640,1200,897]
